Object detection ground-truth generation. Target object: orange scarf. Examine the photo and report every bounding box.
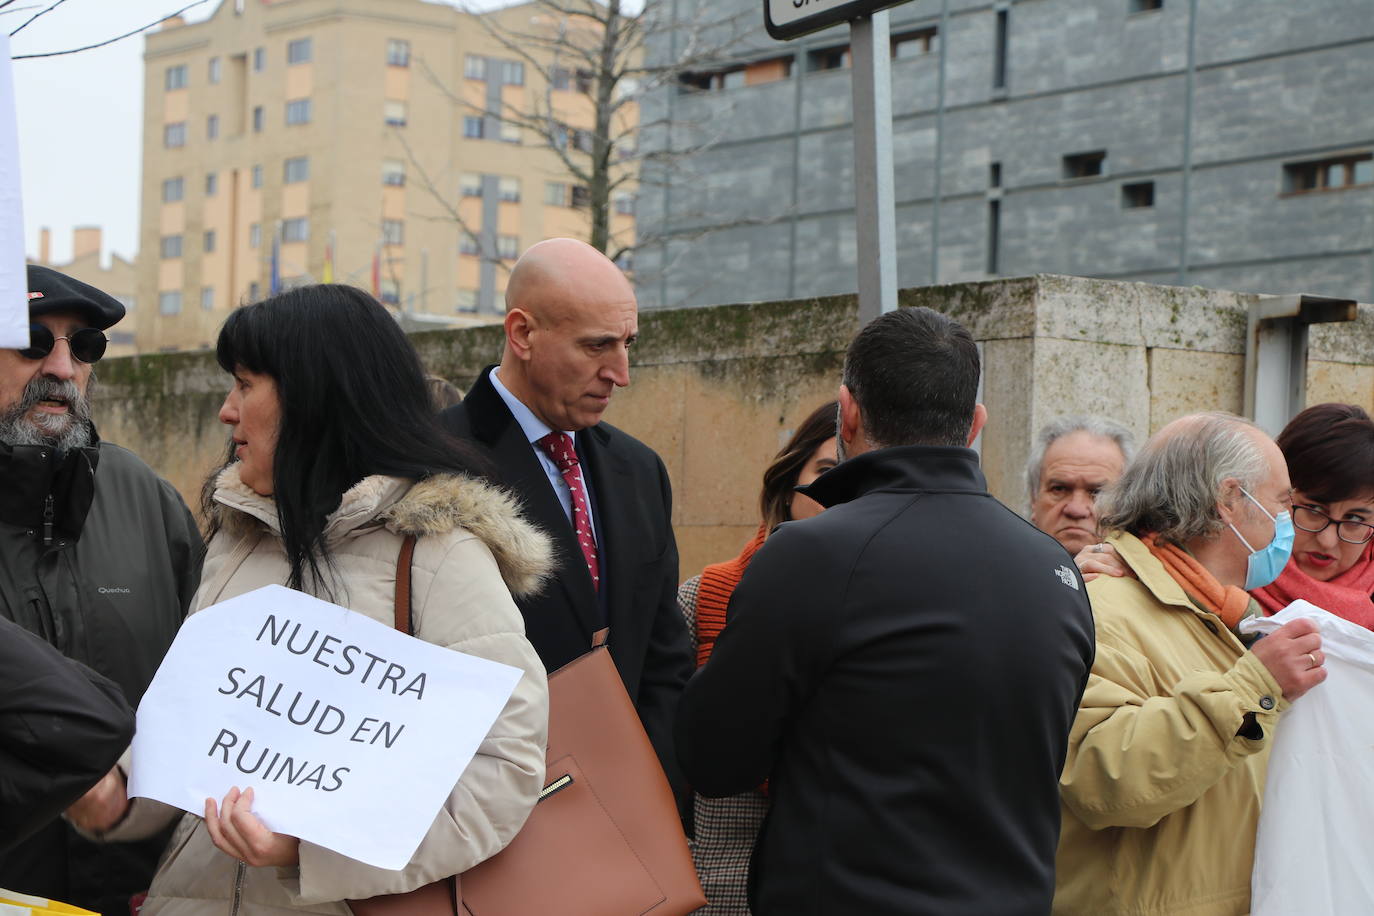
[1142,533,1252,631]
[694,524,768,668]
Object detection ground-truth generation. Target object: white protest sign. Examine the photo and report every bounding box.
[0,31,29,348]
[130,585,524,870]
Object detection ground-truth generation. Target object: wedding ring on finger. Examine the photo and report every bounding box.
[1306,652,1319,669]
[1091,543,1106,554]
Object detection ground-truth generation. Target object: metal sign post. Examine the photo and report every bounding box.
[765,0,904,324]
[850,12,898,322]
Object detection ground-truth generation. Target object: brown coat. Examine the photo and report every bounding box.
[1054,532,1287,915]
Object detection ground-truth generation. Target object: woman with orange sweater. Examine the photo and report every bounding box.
[676,401,837,915]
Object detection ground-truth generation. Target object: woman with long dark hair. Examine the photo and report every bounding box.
[72,285,552,914]
[676,400,838,915]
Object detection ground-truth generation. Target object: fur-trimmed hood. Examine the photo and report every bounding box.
[210,464,553,598]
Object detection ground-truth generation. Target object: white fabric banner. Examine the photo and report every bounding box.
[0,31,29,348]
[1241,601,1374,914]
[130,585,524,870]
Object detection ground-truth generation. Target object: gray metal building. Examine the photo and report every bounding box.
[635,0,1374,309]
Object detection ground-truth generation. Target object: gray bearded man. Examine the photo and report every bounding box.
[0,266,203,913]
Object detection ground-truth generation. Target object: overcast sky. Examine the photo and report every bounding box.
[7,1,223,263]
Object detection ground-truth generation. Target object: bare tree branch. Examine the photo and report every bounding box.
[12,0,213,58]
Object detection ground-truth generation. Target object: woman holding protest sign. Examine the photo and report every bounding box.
[69,284,552,914]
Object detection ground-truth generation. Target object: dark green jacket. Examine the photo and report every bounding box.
[0,428,203,913]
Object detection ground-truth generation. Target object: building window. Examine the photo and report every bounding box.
[283,156,310,183]
[380,279,400,305]
[614,249,633,272]
[456,288,478,311]
[986,200,1001,274]
[282,218,310,242]
[1063,150,1107,179]
[1129,0,1163,11]
[993,9,1009,89]
[573,129,595,153]
[551,67,570,90]
[500,60,525,86]
[248,281,260,301]
[286,98,312,125]
[806,46,850,72]
[990,161,1002,188]
[201,286,215,310]
[251,164,263,188]
[499,119,520,143]
[253,47,266,71]
[460,173,483,197]
[459,232,480,256]
[249,223,261,248]
[206,172,218,196]
[544,181,568,206]
[497,176,521,202]
[384,100,407,127]
[464,55,486,80]
[497,235,519,260]
[159,290,182,315]
[164,122,187,148]
[206,114,219,140]
[208,56,221,84]
[204,229,216,253]
[1122,181,1155,208]
[613,192,635,215]
[162,177,184,203]
[575,69,594,93]
[382,159,406,186]
[253,106,264,132]
[287,38,312,64]
[570,184,590,208]
[386,39,410,67]
[1283,154,1374,194]
[165,64,188,91]
[382,219,404,245]
[892,27,938,58]
[463,116,484,139]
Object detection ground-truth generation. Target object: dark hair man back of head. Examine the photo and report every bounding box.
[838,307,984,456]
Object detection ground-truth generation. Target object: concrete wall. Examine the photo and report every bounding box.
[636,0,1374,310]
[93,275,1374,578]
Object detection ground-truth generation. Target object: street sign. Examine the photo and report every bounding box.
[764,0,910,41]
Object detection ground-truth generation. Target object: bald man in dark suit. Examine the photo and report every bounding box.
[440,238,692,802]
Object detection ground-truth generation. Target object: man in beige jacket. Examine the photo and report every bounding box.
[1055,413,1326,916]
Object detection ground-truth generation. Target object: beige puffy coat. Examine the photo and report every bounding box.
[1053,532,1287,916]
[103,467,553,915]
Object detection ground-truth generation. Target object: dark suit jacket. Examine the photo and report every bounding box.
[441,366,693,798]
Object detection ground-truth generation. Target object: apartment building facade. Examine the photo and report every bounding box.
[140,0,633,351]
[636,0,1374,309]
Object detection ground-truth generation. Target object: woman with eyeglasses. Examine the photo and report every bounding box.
[1078,403,1374,629]
[69,284,552,914]
[1250,403,1374,627]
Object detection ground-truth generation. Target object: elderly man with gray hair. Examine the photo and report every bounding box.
[1027,415,1135,555]
[1053,412,1326,916]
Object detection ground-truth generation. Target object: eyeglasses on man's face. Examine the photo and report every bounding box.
[1292,505,1374,545]
[18,323,108,364]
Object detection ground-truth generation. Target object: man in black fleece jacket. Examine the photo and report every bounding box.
[676,307,1095,915]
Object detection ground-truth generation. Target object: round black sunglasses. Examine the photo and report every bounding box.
[19,323,108,364]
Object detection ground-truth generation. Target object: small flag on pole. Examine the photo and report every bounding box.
[322,230,335,283]
[269,222,281,295]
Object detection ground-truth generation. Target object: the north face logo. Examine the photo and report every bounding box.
[1055,565,1080,590]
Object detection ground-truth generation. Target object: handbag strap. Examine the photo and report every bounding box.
[394,534,417,635]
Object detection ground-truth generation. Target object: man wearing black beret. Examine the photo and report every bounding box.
[0,265,204,914]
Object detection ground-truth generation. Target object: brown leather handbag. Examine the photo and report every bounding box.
[349,536,705,916]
